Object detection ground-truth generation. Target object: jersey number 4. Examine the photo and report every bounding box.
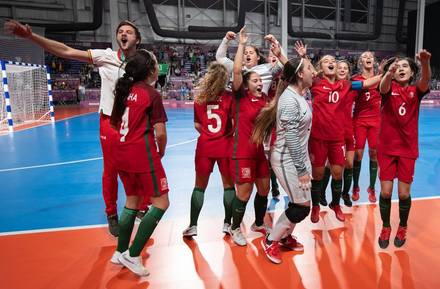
[120,107,129,142]
[207,104,222,133]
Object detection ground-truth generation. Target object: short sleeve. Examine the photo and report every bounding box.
[194,102,202,124]
[149,90,168,125]
[89,48,114,67]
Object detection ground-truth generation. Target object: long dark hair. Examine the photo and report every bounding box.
[252,58,304,145]
[111,49,157,127]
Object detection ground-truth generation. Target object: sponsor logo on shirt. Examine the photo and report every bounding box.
[160,178,168,191]
[323,86,332,90]
[241,167,251,179]
[251,98,260,102]
[391,92,400,96]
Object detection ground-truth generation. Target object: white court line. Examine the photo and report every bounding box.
[0,138,197,173]
[1,195,439,237]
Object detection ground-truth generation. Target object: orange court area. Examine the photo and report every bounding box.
[1,198,440,289]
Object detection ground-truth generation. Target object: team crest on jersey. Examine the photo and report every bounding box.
[160,178,168,191]
[241,167,251,179]
[409,91,415,99]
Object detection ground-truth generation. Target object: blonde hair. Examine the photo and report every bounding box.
[315,55,336,78]
[336,60,352,80]
[357,51,376,72]
[195,62,229,104]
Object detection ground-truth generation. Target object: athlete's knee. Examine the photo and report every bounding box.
[285,203,310,223]
[368,149,377,160]
[380,191,392,199]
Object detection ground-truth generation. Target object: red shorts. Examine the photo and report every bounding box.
[118,166,169,198]
[354,118,380,150]
[377,152,415,183]
[345,133,356,152]
[195,156,231,177]
[230,154,270,183]
[309,137,345,167]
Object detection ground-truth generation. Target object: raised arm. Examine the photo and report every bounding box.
[264,34,287,65]
[232,27,248,92]
[361,75,382,89]
[416,49,432,93]
[379,59,398,94]
[4,19,90,63]
[215,31,236,73]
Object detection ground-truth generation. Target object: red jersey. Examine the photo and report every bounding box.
[344,90,357,136]
[232,89,268,159]
[310,78,355,141]
[194,91,234,158]
[352,74,381,119]
[116,82,168,172]
[378,81,428,159]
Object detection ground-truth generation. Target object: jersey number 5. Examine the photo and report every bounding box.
[207,104,221,133]
[120,107,129,142]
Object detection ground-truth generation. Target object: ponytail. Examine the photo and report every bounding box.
[110,49,158,128]
[252,57,305,145]
[251,80,288,145]
[111,74,134,127]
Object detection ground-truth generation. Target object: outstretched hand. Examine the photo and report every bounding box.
[387,58,399,74]
[294,40,307,58]
[4,19,32,38]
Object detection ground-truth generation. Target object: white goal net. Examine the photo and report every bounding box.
[1,61,54,132]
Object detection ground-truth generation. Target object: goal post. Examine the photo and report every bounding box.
[0,60,54,133]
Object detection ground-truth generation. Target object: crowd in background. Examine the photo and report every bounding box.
[46,44,440,104]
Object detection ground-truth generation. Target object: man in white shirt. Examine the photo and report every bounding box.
[4,19,141,237]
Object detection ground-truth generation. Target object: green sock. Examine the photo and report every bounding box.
[231,196,248,230]
[129,206,166,257]
[311,179,322,206]
[330,179,343,206]
[399,196,412,227]
[223,187,235,225]
[353,160,362,188]
[116,207,138,253]
[189,187,205,226]
[379,195,392,227]
[321,167,331,197]
[369,160,378,190]
[343,168,353,195]
[254,193,268,226]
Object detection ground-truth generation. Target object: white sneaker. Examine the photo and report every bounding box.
[230,227,247,246]
[222,223,231,235]
[250,222,271,235]
[118,250,150,276]
[182,225,197,237]
[110,251,122,265]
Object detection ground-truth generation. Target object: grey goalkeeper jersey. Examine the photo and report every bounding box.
[271,86,312,176]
